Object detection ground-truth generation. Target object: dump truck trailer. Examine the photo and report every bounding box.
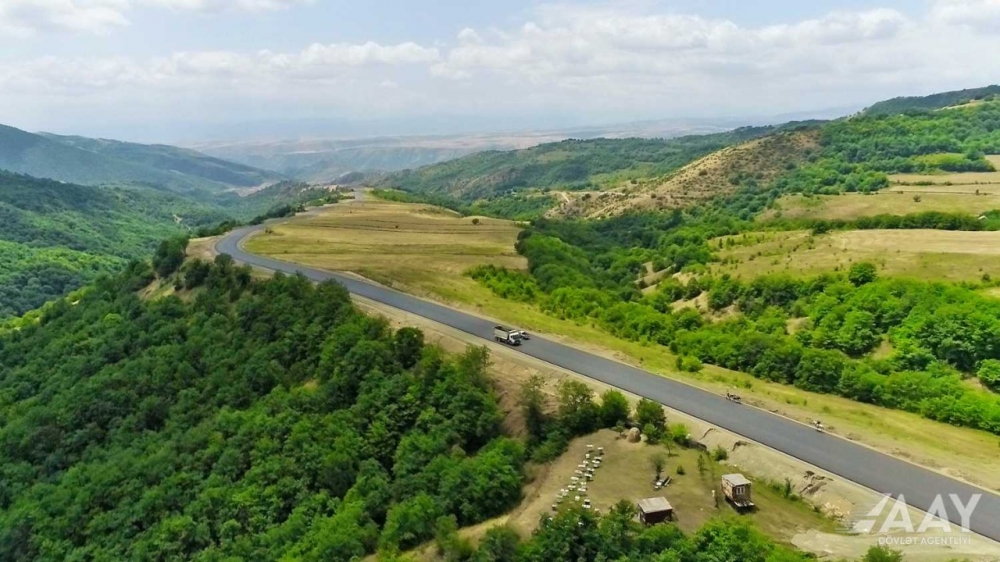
[494,326,522,346]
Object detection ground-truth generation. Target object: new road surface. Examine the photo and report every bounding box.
[217,225,1000,541]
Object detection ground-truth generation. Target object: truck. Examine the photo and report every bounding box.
[494,325,523,346]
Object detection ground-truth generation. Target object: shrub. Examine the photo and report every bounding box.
[712,445,729,462]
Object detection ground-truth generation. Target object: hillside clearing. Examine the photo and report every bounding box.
[710,229,1000,282]
[506,430,837,540]
[244,200,525,299]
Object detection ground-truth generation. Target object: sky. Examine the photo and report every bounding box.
[0,0,997,142]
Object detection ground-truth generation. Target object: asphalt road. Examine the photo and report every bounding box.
[217,225,1000,541]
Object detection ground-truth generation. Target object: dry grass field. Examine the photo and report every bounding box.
[244,200,525,299]
[766,190,1000,221]
[710,229,1000,282]
[760,156,1000,222]
[889,155,1000,187]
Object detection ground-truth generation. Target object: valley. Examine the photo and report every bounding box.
[5,83,1000,561]
[226,198,1000,490]
[221,212,994,559]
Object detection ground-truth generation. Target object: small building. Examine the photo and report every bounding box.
[636,497,674,525]
[721,474,754,509]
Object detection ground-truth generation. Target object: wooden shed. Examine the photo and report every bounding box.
[636,497,674,525]
[721,474,754,509]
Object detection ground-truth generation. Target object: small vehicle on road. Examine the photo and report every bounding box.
[812,420,825,432]
[493,326,523,346]
[516,330,531,340]
[725,391,742,404]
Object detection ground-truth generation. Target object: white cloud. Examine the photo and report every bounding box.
[2,1,1000,138]
[0,1,131,37]
[930,0,1000,31]
[0,0,312,37]
[431,5,913,82]
[143,0,312,14]
[0,41,440,95]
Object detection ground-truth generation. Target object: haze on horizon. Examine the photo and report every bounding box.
[1,0,997,143]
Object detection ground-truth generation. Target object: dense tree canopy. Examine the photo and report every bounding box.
[0,259,524,560]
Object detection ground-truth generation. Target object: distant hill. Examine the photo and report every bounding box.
[863,85,1000,116]
[193,120,741,183]
[0,170,235,318]
[0,124,283,196]
[372,124,819,211]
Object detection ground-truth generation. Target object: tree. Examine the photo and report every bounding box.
[977,359,1000,390]
[473,526,520,562]
[635,398,666,433]
[380,493,443,551]
[152,236,189,278]
[557,380,599,435]
[679,355,703,373]
[435,515,473,561]
[668,423,690,446]
[848,262,878,287]
[643,423,662,445]
[650,452,667,480]
[472,218,481,225]
[796,348,846,393]
[393,327,424,369]
[599,390,630,428]
[614,420,626,439]
[519,376,548,443]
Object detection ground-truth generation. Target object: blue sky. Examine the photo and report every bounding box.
[0,0,996,142]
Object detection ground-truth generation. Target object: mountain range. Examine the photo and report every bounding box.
[0,124,283,197]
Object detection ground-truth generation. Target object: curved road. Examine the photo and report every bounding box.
[217,225,1000,541]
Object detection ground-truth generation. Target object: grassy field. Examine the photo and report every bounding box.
[761,156,1000,222]
[766,190,1000,221]
[889,155,1000,186]
[710,229,1000,282]
[508,430,836,542]
[244,200,525,298]
[248,201,1000,494]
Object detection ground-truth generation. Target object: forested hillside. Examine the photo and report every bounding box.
[41,133,285,193]
[376,125,803,209]
[0,170,330,319]
[0,259,525,560]
[0,124,282,196]
[0,172,229,318]
[862,85,1000,116]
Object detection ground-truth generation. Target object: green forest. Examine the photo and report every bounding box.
[0,171,328,320]
[862,85,1000,116]
[0,123,283,197]
[0,255,883,562]
[0,258,526,560]
[0,246,918,561]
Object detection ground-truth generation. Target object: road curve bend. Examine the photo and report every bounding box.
[217,224,1000,541]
